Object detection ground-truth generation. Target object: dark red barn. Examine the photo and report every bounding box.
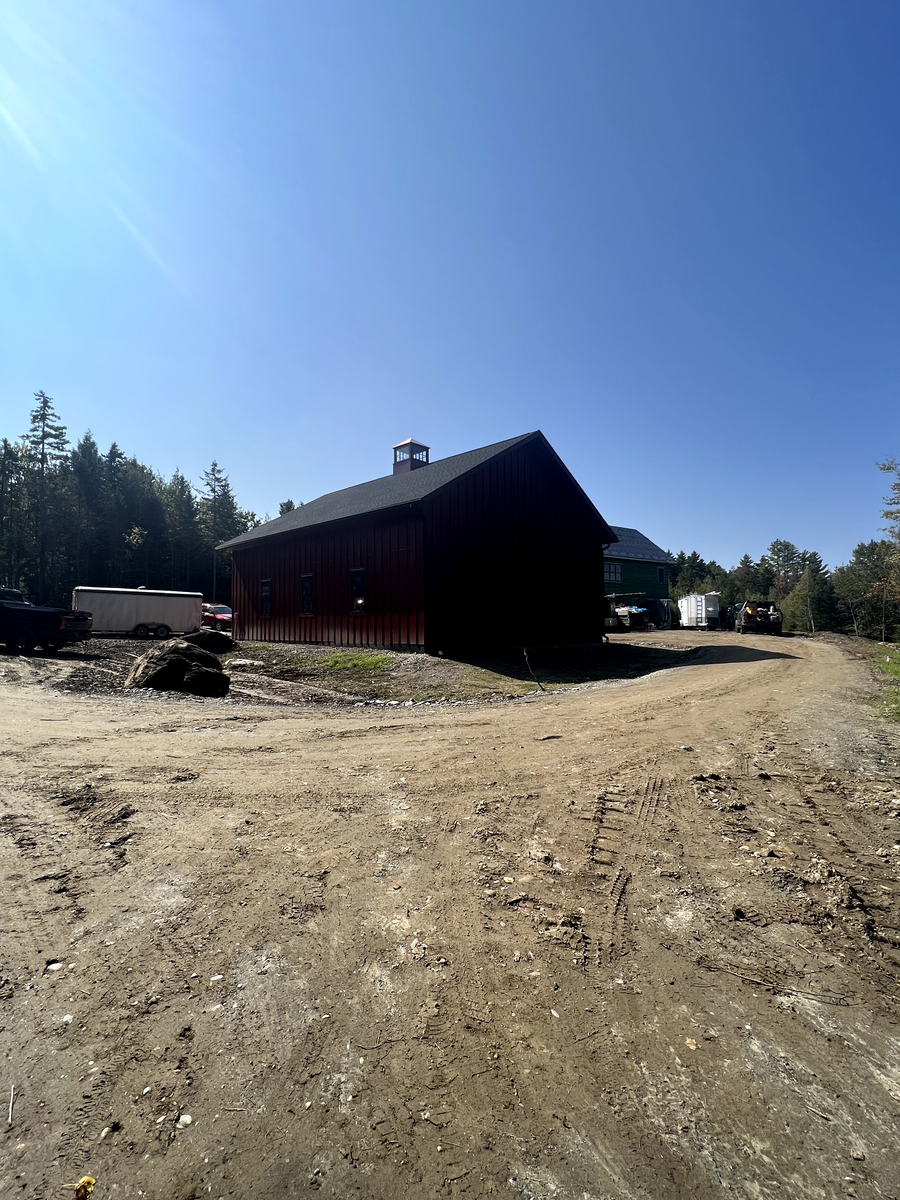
[219,431,617,651]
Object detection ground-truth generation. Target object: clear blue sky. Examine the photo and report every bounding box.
[1,0,898,571]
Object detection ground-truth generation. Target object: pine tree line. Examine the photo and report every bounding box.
[0,393,260,606]
[668,465,900,639]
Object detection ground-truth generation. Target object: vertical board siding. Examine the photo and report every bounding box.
[422,438,604,649]
[232,511,425,647]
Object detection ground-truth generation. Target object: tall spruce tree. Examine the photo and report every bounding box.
[198,462,256,602]
[24,392,70,600]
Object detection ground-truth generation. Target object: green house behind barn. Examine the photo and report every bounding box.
[604,526,673,600]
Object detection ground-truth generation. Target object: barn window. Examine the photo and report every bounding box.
[350,569,366,614]
[260,579,271,617]
[604,562,622,583]
[657,567,666,584]
[301,575,313,614]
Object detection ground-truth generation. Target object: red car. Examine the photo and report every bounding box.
[201,603,234,632]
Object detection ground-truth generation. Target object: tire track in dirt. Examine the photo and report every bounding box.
[648,760,900,1013]
[0,784,148,1196]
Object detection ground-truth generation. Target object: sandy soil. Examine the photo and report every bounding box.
[1,632,900,1200]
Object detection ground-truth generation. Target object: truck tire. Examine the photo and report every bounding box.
[155,625,170,640]
[134,624,150,639]
[9,627,37,653]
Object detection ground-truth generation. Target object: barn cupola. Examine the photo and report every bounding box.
[392,438,430,475]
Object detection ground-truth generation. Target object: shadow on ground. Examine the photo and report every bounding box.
[447,639,797,688]
[689,643,798,668]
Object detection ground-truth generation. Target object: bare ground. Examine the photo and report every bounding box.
[1,632,900,1200]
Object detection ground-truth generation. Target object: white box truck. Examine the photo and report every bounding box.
[72,587,203,639]
[677,592,721,631]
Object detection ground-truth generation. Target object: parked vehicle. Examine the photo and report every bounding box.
[646,597,678,630]
[72,587,203,639]
[202,603,234,632]
[720,604,740,632]
[677,593,721,631]
[0,598,92,653]
[736,600,783,635]
[615,604,648,630]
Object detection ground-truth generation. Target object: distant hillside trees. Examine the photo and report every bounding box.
[0,394,258,606]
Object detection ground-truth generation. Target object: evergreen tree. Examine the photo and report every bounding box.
[23,393,71,601]
[162,470,201,590]
[71,433,106,586]
[731,553,761,601]
[27,391,69,478]
[832,541,900,641]
[0,439,25,589]
[763,539,804,600]
[668,551,710,597]
[198,462,256,602]
[279,499,296,515]
[782,554,838,632]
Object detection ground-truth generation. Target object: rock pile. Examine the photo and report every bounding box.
[124,639,230,697]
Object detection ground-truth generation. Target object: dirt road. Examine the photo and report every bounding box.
[2,633,900,1199]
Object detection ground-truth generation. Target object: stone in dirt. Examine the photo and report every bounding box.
[124,639,230,697]
[180,629,237,653]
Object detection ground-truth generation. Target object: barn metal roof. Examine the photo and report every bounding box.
[219,431,617,550]
[607,526,673,564]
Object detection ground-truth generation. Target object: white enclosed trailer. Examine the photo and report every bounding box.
[677,592,721,631]
[72,587,203,639]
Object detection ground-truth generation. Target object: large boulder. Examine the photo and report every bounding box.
[125,639,230,697]
[180,629,237,653]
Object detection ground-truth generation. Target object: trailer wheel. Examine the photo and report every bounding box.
[155,625,170,640]
[9,627,36,654]
[134,624,150,639]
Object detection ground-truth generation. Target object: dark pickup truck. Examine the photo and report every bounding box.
[0,590,93,653]
[736,600,784,635]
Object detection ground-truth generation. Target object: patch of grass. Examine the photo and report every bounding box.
[856,639,900,721]
[319,651,391,673]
